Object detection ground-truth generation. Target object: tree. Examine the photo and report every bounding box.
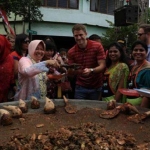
[0,0,43,34]
[101,20,138,51]
[101,7,150,51]
[147,7,150,23]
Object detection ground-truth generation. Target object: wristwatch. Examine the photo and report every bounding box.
[90,68,94,73]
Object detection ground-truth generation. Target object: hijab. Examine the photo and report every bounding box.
[28,40,45,62]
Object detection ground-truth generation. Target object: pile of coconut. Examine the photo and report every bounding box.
[0,96,55,126]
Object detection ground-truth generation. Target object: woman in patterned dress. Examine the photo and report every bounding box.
[14,40,60,100]
[102,42,129,103]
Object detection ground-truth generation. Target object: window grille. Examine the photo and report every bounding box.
[42,0,79,9]
[90,0,124,15]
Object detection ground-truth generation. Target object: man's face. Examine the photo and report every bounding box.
[137,28,147,43]
[73,30,87,48]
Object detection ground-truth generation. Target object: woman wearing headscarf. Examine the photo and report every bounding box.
[0,35,15,102]
[14,40,60,100]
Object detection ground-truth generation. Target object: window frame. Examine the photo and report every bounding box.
[90,0,124,15]
[42,0,79,9]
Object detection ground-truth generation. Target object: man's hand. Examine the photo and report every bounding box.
[82,68,91,76]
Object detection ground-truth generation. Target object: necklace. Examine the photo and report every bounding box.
[129,60,147,88]
[131,60,147,75]
[28,55,47,98]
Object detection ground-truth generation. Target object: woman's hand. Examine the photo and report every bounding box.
[57,56,64,65]
[46,60,60,68]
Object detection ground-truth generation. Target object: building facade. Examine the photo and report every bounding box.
[0,0,125,49]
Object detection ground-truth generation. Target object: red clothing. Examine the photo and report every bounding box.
[10,51,22,61]
[68,40,106,88]
[0,35,14,102]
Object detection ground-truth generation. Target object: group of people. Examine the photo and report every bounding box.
[0,23,150,108]
[67,23,150,108]
[0,33,67,102]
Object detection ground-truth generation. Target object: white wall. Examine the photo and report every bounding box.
[31,22,107,37]
[0,0,114,36]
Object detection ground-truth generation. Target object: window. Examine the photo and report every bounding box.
[42,0,79,9]
[47,0,56,7]
[108,0,115,14]
[100,1,107,14]
[115,0,124,9]
[58,0,67,8]
[90,0,123,15]
[69,0,78,9]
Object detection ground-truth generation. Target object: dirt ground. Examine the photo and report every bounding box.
[0,101,150,149]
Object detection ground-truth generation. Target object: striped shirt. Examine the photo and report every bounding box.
[68,40,106,88]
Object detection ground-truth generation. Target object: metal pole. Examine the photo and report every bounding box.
[28,2,32,40]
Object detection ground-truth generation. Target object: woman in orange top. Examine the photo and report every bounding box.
[10,34,30,79]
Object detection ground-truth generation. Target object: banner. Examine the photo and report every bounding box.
[0,8,15,35]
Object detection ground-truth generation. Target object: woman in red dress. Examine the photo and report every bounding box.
[0,35,15,102]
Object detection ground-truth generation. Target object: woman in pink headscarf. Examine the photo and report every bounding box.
[14,40,60,100]
[0,35,15,102]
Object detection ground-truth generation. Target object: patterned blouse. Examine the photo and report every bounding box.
[14,55,49,100]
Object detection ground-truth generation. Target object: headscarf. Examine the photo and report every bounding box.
[28,40,45,62]
[0,35,11,63]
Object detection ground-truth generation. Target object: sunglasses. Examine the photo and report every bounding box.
[137,33,145,36]
[23,40,30,44]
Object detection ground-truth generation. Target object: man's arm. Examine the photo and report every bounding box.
[92,59,106,73]
[83,59,106,76]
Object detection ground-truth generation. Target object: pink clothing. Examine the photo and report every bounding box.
[28,40,45,62]
[14,40,48,100]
